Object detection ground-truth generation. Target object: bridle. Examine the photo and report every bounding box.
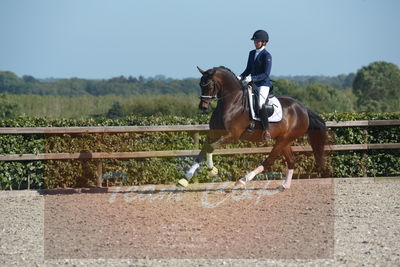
[199,78,236,102]
[199,79,217,101]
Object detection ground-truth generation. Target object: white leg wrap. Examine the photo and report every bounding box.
[185,162,200,179]
[282,169,294,189]
[239,165,264,185]
[206,153,214,169]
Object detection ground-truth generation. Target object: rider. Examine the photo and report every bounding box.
[238,29,272,141]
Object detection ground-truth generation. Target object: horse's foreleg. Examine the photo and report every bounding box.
[206,153,218,177]
[206,152,214,168]
[184,155,219,179]
[185,134,236,180]
[185,143,213,179]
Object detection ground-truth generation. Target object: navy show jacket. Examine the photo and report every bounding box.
[240,49,272,87]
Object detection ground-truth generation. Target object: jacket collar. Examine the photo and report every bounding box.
[256,46,265,53]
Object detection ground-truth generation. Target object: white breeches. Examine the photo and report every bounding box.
[257,86,270,108]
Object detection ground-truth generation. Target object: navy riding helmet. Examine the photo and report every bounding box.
[251,30,269,42]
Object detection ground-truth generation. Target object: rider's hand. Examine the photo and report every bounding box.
[241,75,252,86]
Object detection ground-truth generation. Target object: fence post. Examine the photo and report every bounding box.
[96,134,104,187]
[97,160,103,187]
[193,131,200,149]
[362,127,369,177]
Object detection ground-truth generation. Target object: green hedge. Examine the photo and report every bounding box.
[0,112,399,190]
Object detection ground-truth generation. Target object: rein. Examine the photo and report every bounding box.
[199,79,239,102]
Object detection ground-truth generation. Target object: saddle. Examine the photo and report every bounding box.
[247,84,283,123]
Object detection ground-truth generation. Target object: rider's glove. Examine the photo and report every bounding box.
[244,76,252,83]
[237,76,242,80]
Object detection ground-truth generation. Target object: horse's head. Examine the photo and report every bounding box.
[197,66,218,111]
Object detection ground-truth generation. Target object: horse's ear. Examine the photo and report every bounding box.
[197,66,205,74]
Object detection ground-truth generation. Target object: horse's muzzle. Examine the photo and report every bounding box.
[199,100,209,111]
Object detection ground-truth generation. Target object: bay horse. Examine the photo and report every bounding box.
[180,66,328,189]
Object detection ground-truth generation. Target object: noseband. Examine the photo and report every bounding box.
[199,79,217,101]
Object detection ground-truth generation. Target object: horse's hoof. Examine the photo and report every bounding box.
[177,178,189,187]
[277,185,286,191]
[282,182,290,190]
[208,167,218,177]
[235,179,246,187]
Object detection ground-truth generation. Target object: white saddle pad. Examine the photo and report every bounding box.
[248,88,283,122]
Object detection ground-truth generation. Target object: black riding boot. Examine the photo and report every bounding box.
[259,103,272,141]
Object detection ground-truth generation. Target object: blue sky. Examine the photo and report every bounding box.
[0,0,399,79]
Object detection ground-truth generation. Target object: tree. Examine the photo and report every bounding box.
[273,79,301,96]
[0,94,20,118]
[353,61,400,112]
[302,83,355,113]
[0,71,25,94]
[106,102,125,118]
[22,75,38,83]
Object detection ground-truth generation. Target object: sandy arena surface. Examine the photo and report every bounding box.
[1,177,399,266]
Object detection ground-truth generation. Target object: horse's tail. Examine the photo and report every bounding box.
[306,108,329,177]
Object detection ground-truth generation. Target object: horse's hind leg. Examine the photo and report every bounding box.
[236,139,291,186]
[236,165,265,185]
[281,145,295,189]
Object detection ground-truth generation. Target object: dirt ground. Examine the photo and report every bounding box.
[43,179,334,260]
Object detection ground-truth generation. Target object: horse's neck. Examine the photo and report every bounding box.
[218,79,247,111]
[217,74,243,101]
[221,81,243,101]
[212,80,249,129]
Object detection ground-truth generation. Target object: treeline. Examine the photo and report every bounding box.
[0,61,399,118]
[0,70,354,96]
[275,73,356,89]
[0,72,199,96]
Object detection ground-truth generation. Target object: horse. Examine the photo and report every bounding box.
[179,66,328,189]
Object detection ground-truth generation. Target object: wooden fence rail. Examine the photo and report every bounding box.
[0,144,399,162]
[0,120,399,162]
[0,120,399,134]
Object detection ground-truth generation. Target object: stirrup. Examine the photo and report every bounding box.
[247,121,256,131]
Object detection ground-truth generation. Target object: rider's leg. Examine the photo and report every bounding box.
[258,86,271,141]
[258,86,270,108]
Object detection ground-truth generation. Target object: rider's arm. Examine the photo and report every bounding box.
[239,51,253,79]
